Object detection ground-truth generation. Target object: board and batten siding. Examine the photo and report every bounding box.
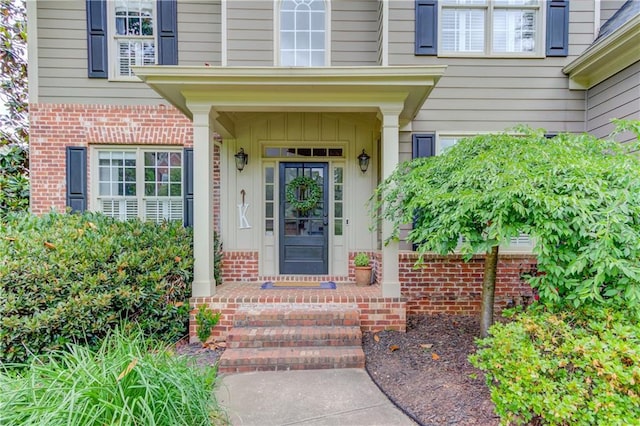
[37,0,221,104]
[331,0,380,65]
[587,61,640,142]
[389,0,594,135]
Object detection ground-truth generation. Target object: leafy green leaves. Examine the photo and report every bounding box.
[0,212,194,364]
[373,121,640,308]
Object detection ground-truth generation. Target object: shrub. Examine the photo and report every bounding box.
[196,305,222,345]
[470,305,640,425]
[0,329,225,425]
[0,144,29,218]
[0,211,193,364]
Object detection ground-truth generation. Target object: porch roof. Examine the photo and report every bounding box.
[133,66,446,137]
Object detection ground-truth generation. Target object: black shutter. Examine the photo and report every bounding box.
[546,0,569,57]
[412,133,436,159]
[157,0,178,65]
[86,0,108,78]
[183,148,194,227]
[66,147,87,213]
[415,0,438,55]
[412,134,435,250]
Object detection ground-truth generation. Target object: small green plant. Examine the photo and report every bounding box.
[196,305,221,345]
[470,305,640,425]
[0,328,224,425]
[354,252,370,267]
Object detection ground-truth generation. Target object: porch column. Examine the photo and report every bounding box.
[190,105,216,297]
[379,106,402,297]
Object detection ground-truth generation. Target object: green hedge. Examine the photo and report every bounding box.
[0,212,193,364]
[470,306,640,425]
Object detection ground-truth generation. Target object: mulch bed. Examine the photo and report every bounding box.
[175,314,499,426]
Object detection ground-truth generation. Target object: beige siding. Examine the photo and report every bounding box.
[227,1,273,66]
[178,0,221,66]
[377,0,384,65]
[388,0,591,134]
[587,61,640,142]
[331,0,379,65]
[37,1,221,104]
[600,0,628,25]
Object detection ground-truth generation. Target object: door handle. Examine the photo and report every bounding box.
[323,215,328,226]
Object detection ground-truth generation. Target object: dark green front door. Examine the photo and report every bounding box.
[279,162,329,274]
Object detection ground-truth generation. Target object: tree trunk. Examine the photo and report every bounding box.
[480,245,499,338]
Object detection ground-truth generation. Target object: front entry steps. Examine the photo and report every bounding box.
[218,303,365,373]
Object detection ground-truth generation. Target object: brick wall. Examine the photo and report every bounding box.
[399,252,537,315]
[29,103,195,214]
[221,251,260,282]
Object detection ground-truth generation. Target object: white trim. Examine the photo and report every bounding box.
[382,0,389,66]
[26,0,38,103]
[275,0,330,66]
[221,0,228,66]
[594,0,601,39]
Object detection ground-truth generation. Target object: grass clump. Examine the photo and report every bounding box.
[0,329,225,426]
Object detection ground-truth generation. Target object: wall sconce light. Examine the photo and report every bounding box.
[357,149,370,173]
[234,148,248,172]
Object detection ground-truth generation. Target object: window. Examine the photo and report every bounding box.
[112,0,157,78]
[441,0,540,55]
[280,0,326,66]
[95,148,183,222]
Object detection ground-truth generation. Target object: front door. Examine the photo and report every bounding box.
[279,162,329,274]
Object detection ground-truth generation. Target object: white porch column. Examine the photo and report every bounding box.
[379,106,402,297]
[190,105,216,297]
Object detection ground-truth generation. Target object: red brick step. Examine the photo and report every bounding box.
[226,325,362,349]
[218,346,365,373]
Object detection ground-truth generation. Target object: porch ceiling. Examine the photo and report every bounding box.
[133,66,446,137]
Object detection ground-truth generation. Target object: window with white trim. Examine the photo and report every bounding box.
[112,0,157,78]
[280,0,326,66]
[440,0,541,55]
[96,148,183,222]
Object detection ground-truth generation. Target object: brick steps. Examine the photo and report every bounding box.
[218,304,365,374]
[226,326,362,348]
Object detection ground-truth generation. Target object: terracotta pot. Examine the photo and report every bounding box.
[354,266,372,286]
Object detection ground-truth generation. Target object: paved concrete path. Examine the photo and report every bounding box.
[214,368,417,426]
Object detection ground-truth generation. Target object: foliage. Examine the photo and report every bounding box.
[0,329,224,425]
[354,252,370,267]
[470,306,640,425]
[0,0,29,217]
[196,305,222,344]
[286,175,322,213]
[214,229,223,285]
[0,211,193,364]
[0,144,29,218]
[0,0,28,147]
[372,121,640,309]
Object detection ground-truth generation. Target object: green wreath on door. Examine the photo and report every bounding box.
[286,176,321,213]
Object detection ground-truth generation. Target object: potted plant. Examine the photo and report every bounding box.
[354,252,372,287]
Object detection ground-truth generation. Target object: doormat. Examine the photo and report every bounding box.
[260,281,337,289]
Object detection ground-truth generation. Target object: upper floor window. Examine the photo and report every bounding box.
[112,0,157,78]
[280,0,326,66]
[441,0,541,55]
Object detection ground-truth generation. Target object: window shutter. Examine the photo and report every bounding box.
[157,0,178,65]
[66,147,87,212]
[86,0,108,78]
[412,133,436,158]
[415,0,438,56]
[546,0,569,57]
[183,148,194,227]
[411,134,435,250]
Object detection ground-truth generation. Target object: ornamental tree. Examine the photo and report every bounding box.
[373,121,640,337]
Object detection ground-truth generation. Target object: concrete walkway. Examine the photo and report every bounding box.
[214,369,417,426]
